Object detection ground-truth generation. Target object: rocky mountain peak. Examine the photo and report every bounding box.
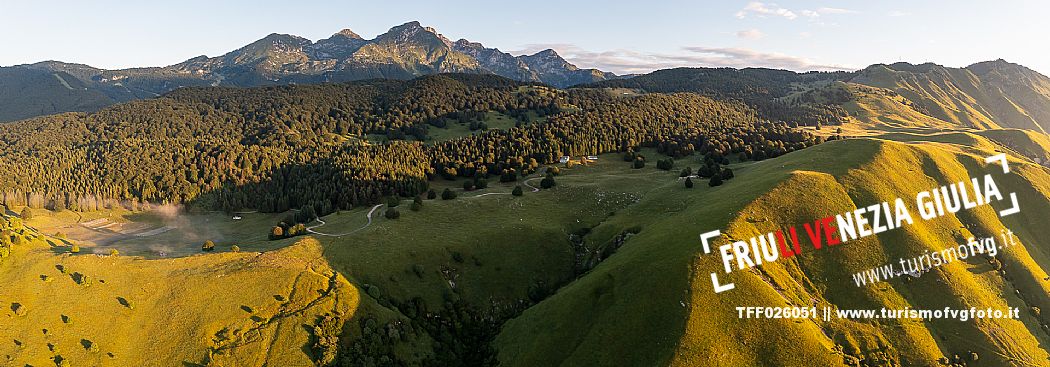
[334,28,363,40]
[520,49,579,71]
[376,21,453,48]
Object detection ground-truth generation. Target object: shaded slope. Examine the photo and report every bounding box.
[0,66,116,122]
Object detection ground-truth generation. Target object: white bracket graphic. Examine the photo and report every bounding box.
[700,230,735,293]
[985,153,1020,217]
[1000,193,1020,217]
[986,153,1009,173]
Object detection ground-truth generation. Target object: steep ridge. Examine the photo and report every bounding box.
[849,60,1050,133]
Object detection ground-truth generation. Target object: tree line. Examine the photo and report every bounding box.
[0,74,830,218]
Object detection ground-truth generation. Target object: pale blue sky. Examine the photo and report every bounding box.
[1,0,1047,75]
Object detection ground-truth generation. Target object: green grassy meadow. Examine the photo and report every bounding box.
[3,128,1050,366]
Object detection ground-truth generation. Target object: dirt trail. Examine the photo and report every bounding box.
[307,175,545,236]
[306,204,382,237]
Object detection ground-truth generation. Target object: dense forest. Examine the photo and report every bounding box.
[580,67,854,127]
[0,74,829,219]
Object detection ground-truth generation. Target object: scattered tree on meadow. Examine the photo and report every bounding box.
[685,177,694,188]
[202,240,215,252]
[632,157,646,169]
[540,172,556,189]
[441,188,457,200]
[512,185,524,196]
[656,158,674,170]
[709,174,723,187]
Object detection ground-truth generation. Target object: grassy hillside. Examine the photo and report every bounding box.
[496,135,1050,367]
[840,83,956,131]
[4,129,1050,366]
[849,61,1050,133]
[0,231,382,366]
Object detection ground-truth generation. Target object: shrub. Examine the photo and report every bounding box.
[632,157,646,169]
[70,244,80,254]
[623,150,636,162]
[441,188,457,200]
[656,158,674,170]
[500,169,518,182]
[270,226,284,239]
[426,189,437,200]
[365,284,381,299]
[679,167,692,177]
[463,180,475,191]
[540,172,556,189]
[685,177,694,188]
[512,185,524,196]
[19,207,31,220]
[385,208,400,219]
[721,167,735,180]
[12,303,26,316]
[202,240,215,252]
[709,174,723,187]
[117,297,134,309]
[230,245,240,253]
[108,249,119,256]
[73,272,91,285]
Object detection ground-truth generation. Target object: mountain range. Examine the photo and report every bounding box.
[4,21,1050,137]
[586,59,1050,133]
[850,59,1050,133]
[0,21,615,122]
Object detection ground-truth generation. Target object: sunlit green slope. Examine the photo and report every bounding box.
[497,135,1050,367]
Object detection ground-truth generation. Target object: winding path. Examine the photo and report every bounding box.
[306,176,544,236]
[306,204,382,237]
[522,178,542,192]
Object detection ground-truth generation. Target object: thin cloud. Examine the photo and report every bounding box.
[736,29,765,40]
[736,2,797,20]
[737,2,857,20]
[888,10,912,17]
[511,44,854,75]
[815,7,857,15]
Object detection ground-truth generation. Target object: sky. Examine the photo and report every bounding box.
[1,0,1047,75]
